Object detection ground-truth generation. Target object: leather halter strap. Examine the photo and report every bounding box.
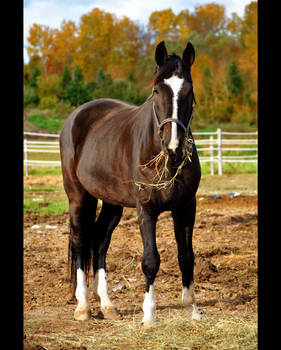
[152,102,193,138]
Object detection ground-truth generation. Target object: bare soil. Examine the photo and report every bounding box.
[24,194,257,349]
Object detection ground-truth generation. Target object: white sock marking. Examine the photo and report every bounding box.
[182,283,201,320]
[163,75,184,152]
[75,268,89,309]
[142,284,156,324]
[97,268,114,309]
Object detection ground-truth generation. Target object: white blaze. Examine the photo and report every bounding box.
[163,75,184,152]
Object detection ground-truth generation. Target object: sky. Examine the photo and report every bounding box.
[24,0,255,63]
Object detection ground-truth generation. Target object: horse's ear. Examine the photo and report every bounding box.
[182,42,195,69]
[155,41,168,67]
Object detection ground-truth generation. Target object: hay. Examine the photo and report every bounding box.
[135,144,192,192]
[29,315,257,350]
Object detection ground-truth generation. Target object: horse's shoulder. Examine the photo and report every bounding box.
[61,98,137,157]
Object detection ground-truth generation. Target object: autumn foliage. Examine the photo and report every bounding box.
[24,2,257,126]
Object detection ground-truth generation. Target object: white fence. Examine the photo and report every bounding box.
[193,128,257,175]
[23,129,257,176]
[24,132,60,176]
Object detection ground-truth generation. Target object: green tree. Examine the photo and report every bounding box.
[65,65,92,106]
[228,60,243,96]
[59,65,72,101]
[28,66,41,88]
[96,68,106,85]
[60,65,72,91]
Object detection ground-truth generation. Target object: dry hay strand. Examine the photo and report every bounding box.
[30,315,257,350]
[135,150,190,191]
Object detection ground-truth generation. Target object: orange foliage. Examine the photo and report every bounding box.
[25,2,257,124]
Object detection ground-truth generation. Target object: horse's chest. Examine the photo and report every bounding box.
[147,182,194,210]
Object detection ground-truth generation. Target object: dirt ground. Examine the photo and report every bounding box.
[24,193,257,349]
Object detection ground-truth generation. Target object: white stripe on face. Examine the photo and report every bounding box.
[163,75,184,152]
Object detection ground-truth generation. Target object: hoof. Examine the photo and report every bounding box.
[192,310,202,321]
[186,305,202,321]
[141,319,155,328]
[100,306,120,320]
[74,306,91,321]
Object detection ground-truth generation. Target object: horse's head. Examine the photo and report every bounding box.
[152,41,195,159]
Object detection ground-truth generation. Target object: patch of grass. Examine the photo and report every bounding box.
[193,123,257,133]
[200,161,257,175]
[24,183,68,215]
[23,174,257,216]
[24,184,63,192]
[27,114,65,131]
[24,166,62,177]
[198,174,257,195]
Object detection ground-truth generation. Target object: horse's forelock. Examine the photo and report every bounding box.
[153,54,182,85]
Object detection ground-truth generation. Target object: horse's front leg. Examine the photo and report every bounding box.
[137,204,160,326]
[172,197,201,320]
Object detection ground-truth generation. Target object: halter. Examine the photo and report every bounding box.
[152,102,193,138]
[152,101,194,162]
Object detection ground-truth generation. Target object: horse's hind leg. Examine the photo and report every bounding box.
[67,185,97,321]
[172,197,201,320]
[92,202,123,319]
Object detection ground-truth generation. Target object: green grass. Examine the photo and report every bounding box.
[25,160,256,178]
[27,113,65,131]
[24,166,62,176]
[24,173,257,216]
[24,183,68,215]
[198,173,257,195]
[193,122,257,133]
[200,161,257,175]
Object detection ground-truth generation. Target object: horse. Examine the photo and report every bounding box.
[59,40,202,326]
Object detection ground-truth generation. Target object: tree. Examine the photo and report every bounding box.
[96,68,106,84]
[65,65,92,106]
[149,9,178,42]
[58,65,72,101]
[74,8,115,81]
[60,65,72,90]
[108,16,141,78]
[27,23,57,76]
[188,3,226,37]
[27,66,41,88]
[50,20,77,72]
[228,60,243,97]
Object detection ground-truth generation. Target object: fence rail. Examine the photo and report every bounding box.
[23,129,257,176]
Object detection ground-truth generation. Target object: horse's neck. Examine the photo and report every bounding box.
[135,100,162,162]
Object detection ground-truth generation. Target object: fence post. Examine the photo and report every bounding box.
[217,128,223,175]
[210,135,214,175]
[24,139,29,176]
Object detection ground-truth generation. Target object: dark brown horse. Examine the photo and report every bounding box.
[59,41,201,326]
